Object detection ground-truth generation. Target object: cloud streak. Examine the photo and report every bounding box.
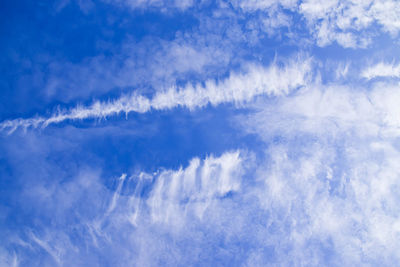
[3,151,246,266]
[0,56,312,133]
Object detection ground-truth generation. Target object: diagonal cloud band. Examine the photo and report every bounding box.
[0,56,312,133]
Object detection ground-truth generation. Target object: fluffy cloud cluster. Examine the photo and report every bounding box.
[299,0,400,47]
[233,0,400,48]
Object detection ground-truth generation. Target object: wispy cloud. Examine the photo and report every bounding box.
[146,151,243,224]
[3,151,246,265]
[7,91,400,265]
[0,56,312,133]
[300,0,400,47]
[361,61,400,80]
[102,0,195,11]
[236,79,400,265]
[242,81,400,140]
[234,0,400,48]
[29,232,62,266]
[3,0,400,265]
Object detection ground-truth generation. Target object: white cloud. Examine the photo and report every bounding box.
[29,232,62,265]
[102,0,194,11]
[369,0,400,36]
[250,140,400,265]
[300,0,400,47]
[4,0,400,265]
[231,0,298,11]
[0,249,18,267]
[4,151,246,265]
[0,56,312,133]
[6,75,400,265]
[8,95,400,265]
[262,9,291,36]
[236,80,400,264]
[233,0,400,48]
[146,151,243,224]
[242,82,400,140]
[42,33,234,103]
[362,61,400,80]
[335,61,350,80]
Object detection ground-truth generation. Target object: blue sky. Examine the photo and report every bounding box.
[1,0,400,266]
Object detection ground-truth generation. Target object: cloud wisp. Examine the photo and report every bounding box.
[3,71,400,265]
[2,151,246,266]
[0,57,312,133]
[362,61,400,80]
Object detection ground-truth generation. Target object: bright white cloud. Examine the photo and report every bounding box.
[0,56,312,133]
[362,62,400,80]
[3,0,400,266]
[146,151,243,224]
[236,80,400,265]
[242,82,400,139]
[103,0,194,11]
[231,0,298,11]
[43,33,234,102]
[249,139,400,265]
[5,151,246,265]
[234,0,400,48]
[299,0,400,47]
[335,61,350,79]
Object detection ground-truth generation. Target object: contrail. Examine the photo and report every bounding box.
[0,57,312,134]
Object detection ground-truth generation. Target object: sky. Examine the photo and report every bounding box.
[1,0,400,266]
